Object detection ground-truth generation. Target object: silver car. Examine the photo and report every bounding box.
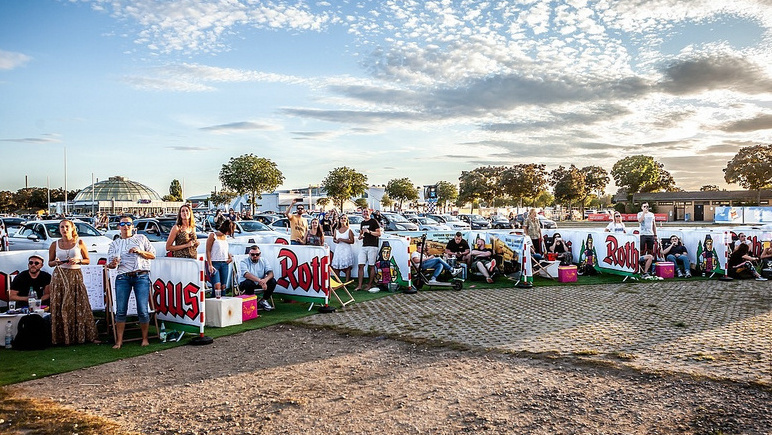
[9,220,112,252]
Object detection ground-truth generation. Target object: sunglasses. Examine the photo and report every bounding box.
[119,222,133,227]
[250,253,261,257]
[28,261,42,265]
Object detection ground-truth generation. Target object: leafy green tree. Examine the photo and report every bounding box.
[534,191,554,208]
[551,165,586,212]
[168,179,183,201]
[316,197,330,210]
[0,191,16,213]
[459,166,505,212]
[380,193,394,211]
[611,155,676,200]
[219,154,284,215]
[700,184,720,191]
[500,164,548,207]
[435,180,458,213]
[355,198,369,210]
[209,190,238,208]
[385,178,418,210]
[582,165,609,203]
[321,166,368,211]
[724,144,772,205]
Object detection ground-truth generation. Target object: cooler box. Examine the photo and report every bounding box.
[558,265,577,283]
[236,295,259,321]
[204,297,243,327]
[655,262,674,279]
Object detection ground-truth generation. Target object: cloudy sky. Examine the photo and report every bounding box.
[1,0,771,199]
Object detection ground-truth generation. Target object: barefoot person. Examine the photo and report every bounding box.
[107,216,156,348]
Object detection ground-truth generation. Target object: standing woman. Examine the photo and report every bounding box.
[305,218,325,246]
[523,209,543,254]
[166,204,200,258]
[332,215,355,281]
[48,219,99,345]
[206,220,235,296]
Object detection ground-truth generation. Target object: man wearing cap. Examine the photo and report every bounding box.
[9,254,51,308]
[285,198,308,245]
[107,216,156,349]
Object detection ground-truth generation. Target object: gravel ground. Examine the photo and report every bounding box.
[13,325,772,434]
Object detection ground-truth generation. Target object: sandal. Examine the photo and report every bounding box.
[486,277,494,284]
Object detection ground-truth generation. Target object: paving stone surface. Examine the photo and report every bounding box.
[299,279,772,386]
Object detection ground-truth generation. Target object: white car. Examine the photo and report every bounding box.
[409,216,451,231]
[428,214,471,231]
[9,220,112,252]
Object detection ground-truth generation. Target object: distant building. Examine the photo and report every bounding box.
[614,189,772,222]
[63,176,183,215]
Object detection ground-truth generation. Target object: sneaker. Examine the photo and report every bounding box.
[259,299,273,311]
[642,273,652,280]
[367,286,380,293]
[677,270,684,278]
[488,259,497,272]
[451,267,463,277]
[756,277,768,281]
[684,272,691,278]
[428,277,439,284]
[486,277,494,284]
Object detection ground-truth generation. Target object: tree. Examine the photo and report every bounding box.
[354,198,369,210]
[321,167,368,211]
[168,179,183,201]
[316,197,330,210]
[582,165,609,202]
[533,191,554,208]
[724,144,772,205]
[435,181,458,213]
[458,166,505,212]
[380,193,394,211]
[385,178,418,210]
[500,164,548,207]
[219,154,284,215]
[209,190,238,209]
[551,165,585,211]
[700,184,720,192]
[611,155,676,199]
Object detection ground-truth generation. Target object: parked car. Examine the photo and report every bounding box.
[268,215,313,234]
[409,216,450,231]
[457,213,492,230]
[514,212,558,229]
[427,214,471,231]
[378,212,419,231]
[489,215,513,229]
[253,214,282,226]
[133,218,208,243]
[8,220,112,252]
[1,217,26,237]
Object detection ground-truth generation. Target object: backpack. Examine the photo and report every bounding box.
[12,314,51,350]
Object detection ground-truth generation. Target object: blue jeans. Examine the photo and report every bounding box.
[209,261,231,288]
[666,254,691,274]
[422,258,452,279]
[115,273,150,323]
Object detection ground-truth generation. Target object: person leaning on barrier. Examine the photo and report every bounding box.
[107,216,156,349]
[239,245,277,311]
[661,235,691,278]
[10,254,51,308]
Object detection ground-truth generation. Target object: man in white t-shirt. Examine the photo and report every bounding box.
[637,203,657,256]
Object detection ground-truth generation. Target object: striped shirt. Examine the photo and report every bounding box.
[107,234,155,275]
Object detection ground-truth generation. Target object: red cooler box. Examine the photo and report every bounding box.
[558,265,577,283]
[236,295,259,321]
[655,262,674,279]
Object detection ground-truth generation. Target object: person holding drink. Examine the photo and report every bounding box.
[166,204,199,258]
[107,216,156,349]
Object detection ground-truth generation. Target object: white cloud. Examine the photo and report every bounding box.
[0,49,31,70]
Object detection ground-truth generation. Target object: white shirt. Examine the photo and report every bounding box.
[606,222,626,233]
[108,234,155,274]
[637,211,655,235]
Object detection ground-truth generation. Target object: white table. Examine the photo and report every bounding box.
[204,297,243,328]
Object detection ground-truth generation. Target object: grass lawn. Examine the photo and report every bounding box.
[0,270,697,386]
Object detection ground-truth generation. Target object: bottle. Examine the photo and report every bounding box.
[5,321,12,349]
[28,287,37,311]
[159,322,167,343]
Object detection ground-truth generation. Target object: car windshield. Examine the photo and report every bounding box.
[385,213,410,223]
[470,215,487,222]
[157,219,177,234]
[346,215,364,225]
[442,215,462,222]
[44,222,102,237]
[239,221,271,232]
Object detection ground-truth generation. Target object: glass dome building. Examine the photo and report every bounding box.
[73,176,162,202]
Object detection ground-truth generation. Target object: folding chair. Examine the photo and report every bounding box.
[533,257,559,279]
[328,266,355,308]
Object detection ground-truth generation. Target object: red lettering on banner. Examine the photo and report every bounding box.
[276,248,327,293]
[603,235,639,269]
[152,279,201,321]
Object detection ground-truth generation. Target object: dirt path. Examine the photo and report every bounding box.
[13,325,772,434]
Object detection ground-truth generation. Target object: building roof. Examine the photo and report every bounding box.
[73,176,163,202]
[614,189,772,202]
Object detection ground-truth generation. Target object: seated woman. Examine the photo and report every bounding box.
[661,235,691,278]
[548,233,572,266]
[761,245,772,270]
[411,243,461,284]
[470,238,496,284]
[728,243,767,280]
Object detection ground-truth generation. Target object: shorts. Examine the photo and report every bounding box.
[640,235,655,253]
[358,246,379,266]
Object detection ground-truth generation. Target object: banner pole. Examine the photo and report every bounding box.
[190,255,214,344]
[719,230,733,281]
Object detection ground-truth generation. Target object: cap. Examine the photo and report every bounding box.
[29,254,45,262]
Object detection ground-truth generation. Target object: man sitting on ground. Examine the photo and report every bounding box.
[239,245,277,311]
[10,254,51,308]
[412,243,461,284]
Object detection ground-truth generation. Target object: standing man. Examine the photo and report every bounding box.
[9,254,51,308]
[285,198,308,245]
[238,245,276,311]
[637,203,657,257]
[356,209,382,292]
[107,216,156,349]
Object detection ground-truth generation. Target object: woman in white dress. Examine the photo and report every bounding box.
[331,215,355,281]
